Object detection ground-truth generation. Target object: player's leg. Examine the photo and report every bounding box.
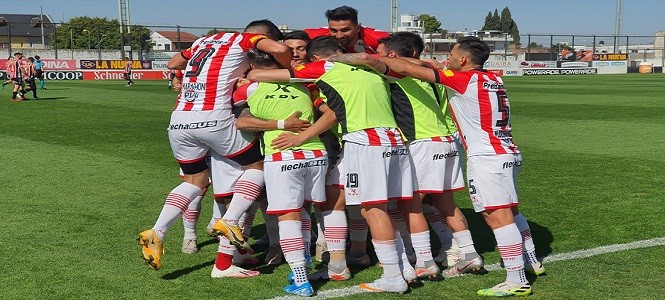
[470,154,532,297]
[422,199,460,266]
[181,185,206,254]
[346,143,407,294]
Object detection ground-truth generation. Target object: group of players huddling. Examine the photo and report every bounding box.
[137,6,544,297]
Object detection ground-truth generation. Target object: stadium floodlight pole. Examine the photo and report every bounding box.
[614,0,622,53]
[40,5,45,49]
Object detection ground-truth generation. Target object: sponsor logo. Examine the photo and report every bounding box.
[504,70,522,76]
[280,159,327,172]
[522,68,597,76]
[487,69,504,76]
[294,64,305,71]
[593,53,627,61]
[151,61,169,70]
[169,120,218,130]
[42,59,77,70]
[494,130,513,139]
[483,82,504,90]
[484,60,514,68]
[432,150,458,160]
[44,71,83,80]
[80,60,153,70]
[560,61,591,68]
[382,148,409,158]
[81,70,169,80]
[502,160,522,169]
[519,61,557,68]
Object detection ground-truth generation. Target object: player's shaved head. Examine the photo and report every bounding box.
[325,6,359,25]
[456,36,490,66]
[306,36,346,61]
[244,19,283,40]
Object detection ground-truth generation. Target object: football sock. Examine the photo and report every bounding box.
[494,223,528,285]
[153,182,202,240]
[280,220,307,285]
[222,169,264,226]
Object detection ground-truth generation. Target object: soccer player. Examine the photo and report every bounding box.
[304,5,388,54]
[24,57,38,99]
[283,30,310,67]
[123,57,134,87]
[248,36,413,293]
[7,52,26,102]
[34,55,46,90]
[373,33,484,279]
[234,48,332,296]
[137,19,292,276]
[359,37,543,296]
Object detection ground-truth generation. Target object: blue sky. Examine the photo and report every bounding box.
[5,0,664,35]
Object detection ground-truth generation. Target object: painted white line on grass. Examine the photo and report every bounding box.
[268,237,665,300]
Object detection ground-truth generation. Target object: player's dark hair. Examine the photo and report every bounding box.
[306,36,346,61]
[378,35,414,58]
[28,57,34,62]
[247,48,278,68]
[457,36,490,66]
[13,52,22,56]
[34,55,40,60]
[391,31,425,58]
[325,6,358,25]
[244,19,283,40]
[283,30,310,43]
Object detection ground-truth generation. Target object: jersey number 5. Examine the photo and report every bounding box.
[185,48,216,77]
[495,90,510,127]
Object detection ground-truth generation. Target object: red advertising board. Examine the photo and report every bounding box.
[82,70,170,80]
[0,59,77,70]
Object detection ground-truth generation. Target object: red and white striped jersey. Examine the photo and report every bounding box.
[303,26,389,54]
[432,68,519,157]
[174,32,268,112]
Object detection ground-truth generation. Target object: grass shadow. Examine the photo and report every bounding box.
[161,259,214,280]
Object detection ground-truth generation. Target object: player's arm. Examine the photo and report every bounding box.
[271,103,337,150]
[246,69,292,82]
[236,108,311,133]
[376,56,437,83]
[166,53,188,70]
[326,53,388,74]
[255,39,293,69]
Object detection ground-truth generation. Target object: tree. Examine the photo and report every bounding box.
[527,42,544,48]
[51,16,152,51]
[490,9,501,30]
[482,12,493,30]
[500,7,513,34]
[418,14,442,33]
[509,20,520,44]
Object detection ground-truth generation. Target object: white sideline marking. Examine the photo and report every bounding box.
[268,237,665,300]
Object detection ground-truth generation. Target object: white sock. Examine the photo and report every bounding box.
[182,195,203,240]
[315,208,326,245]
[388,205,414,259]
[300,208,312,258]
[323,210,348,272]
[279,220,307,285]
[494,223,528,285]
[153,182,201,240]
[222,169,264,226]
[373,239,401,279]
[514,213,539,265]
[453,230,479,259]
[208,199,226,229]
[239,201,260,238]
[411,231,434,268]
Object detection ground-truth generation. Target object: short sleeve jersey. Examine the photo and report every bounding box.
[290,60,401,146]
[234,82,325,159]
[34,60,43,70]
[304,26,389,54]
[124,60,132,73]
[431,68,519,156]
[175,32,268,112]
[389,77,457,142]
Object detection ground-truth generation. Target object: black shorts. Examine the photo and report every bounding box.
[123,72,131,80]
[11,78,23,85]
[35,70,44,79]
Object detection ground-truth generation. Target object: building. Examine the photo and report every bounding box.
[396,14,513,58]
[0,14,55,50]
[150,30,199,51]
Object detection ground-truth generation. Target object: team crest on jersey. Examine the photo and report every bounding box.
[249,35,268,43]
[443,70,454,77]
[294,64,306,71]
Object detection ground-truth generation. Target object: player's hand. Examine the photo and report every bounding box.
[172,76,182,92]
[236,78,250,89]
[422,59,447,70]
[284,111,310,133]
[271,132,305,150]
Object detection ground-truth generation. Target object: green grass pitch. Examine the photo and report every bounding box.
[0,74,663,299]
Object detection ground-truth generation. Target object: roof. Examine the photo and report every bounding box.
[0,14,55,36]
[153,31,199,43]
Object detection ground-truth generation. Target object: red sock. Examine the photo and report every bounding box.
[215,252,233,270]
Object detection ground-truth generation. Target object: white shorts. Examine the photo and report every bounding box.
[344,143,414,206]
[209,151,244,198]
[409,138,465,194]
[265,157,328,214]
[325,152,344,188]
[467,153,522,212]
[168,110,257,163]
